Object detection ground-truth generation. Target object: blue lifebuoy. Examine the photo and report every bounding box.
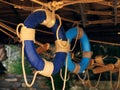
[20,10,69,75]
[66,27,91,73]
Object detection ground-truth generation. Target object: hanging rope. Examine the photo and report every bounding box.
[76,72,87,85]
[86,69,101,89]
[16,23,56,90]
[70,26,80,52]
[110,68,120,90]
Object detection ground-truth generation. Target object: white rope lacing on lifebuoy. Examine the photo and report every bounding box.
[59,54,70,90]
[16,23,55,90]
[38,9,70,90]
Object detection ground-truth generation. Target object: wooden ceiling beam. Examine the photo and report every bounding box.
[79,3,87,27]
[96,1,113,7]
[85,10,112,15]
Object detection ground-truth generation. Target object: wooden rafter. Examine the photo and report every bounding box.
[96,1,113,7]
[85,10,112,15]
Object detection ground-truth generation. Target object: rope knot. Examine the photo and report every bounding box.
[47,1,63,11]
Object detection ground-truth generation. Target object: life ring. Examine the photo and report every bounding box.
[17,9,69,76]
[66,27,92,73]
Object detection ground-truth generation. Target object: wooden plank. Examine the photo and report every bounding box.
[96,1,113,7]
[85,10,112,15]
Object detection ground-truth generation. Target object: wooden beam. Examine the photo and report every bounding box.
[79,3,87,27]
[96,1,113,7]
[85,10,112,15]
[87,19,113,25]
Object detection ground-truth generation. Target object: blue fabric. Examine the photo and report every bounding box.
[23,10,67,75]
[66,27,91,73]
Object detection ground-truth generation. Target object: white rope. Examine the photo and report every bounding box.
[16,23,56,90]
[62,54,69,90]
[110,68,120,90]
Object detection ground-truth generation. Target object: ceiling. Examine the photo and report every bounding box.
[0,0,120,44]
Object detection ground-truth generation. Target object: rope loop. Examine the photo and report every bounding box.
[16,23,24,39]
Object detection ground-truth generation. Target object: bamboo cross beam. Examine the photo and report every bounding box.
[0,28,14,39]
[85,10,112,16]
[0,22,16,34]
[96,1,113,7]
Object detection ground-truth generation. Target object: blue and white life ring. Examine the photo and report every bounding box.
[17,9,69,76]
[66,27,92,73]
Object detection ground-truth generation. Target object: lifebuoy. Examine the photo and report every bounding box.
[66,27,92,73]
[17,9,69,76]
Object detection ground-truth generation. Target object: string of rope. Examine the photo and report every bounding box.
[22,42,36,87]
[31,0,104,11]
[50,76,55,90]
[16,23,38,87]
[76,72,87,85]
[62,54,68,90]
[70,25,80,52]
[110,68,120,90]
[0,0,107,11]
[55,14,69,48]
[16,24,55,90]
[56,14,62,41]
[22,42,55,90]
[60,69,70,82]
[86,69,101,88]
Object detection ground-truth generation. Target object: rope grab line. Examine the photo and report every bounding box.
[0,0,104,11]
[16,9,70,90]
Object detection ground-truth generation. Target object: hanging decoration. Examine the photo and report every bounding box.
[16,9,69,88]
[66,27,92,73]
